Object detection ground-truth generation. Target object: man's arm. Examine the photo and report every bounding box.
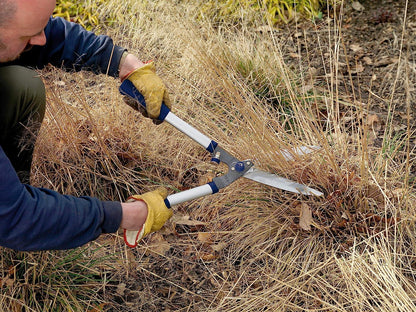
[118,53,144,80]
[0,146,122,251]
[14,17,126,77]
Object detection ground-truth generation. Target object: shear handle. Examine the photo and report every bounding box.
[164,182,219,208]
[163,157,254,208]
[120,80,218,153]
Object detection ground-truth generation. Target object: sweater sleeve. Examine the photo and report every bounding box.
[0,146,122,251]
[13,17,127,77]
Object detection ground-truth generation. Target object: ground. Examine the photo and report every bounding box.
[290,0,415,117]
[97,1,416,311]
[288,0,416,177]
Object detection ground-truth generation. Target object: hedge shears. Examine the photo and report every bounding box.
[120,80,323,208]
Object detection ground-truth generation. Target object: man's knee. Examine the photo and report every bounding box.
[0,66,47,178]
[0,65,46,136]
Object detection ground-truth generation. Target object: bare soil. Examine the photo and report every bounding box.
[284,0,416,178]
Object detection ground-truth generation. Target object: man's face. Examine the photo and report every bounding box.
[0,0,56,63]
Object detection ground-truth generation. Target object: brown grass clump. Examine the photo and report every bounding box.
[1,0,415,311]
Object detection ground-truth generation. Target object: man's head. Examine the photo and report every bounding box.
[0,0,56,63]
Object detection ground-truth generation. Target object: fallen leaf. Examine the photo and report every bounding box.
[198,252,218,262]
[197,232,213,244]
[211,242,227,252]
[335,219,348,229]
[147,233,171,255]
[352,1,364,11]
[373,57,397,67]
[367,114,381,131]
[350,44,363,52]
[172,215,206,227]
[393,123,406,132]
[363,56,373,65]
[365,184,385,205]
[350,63,364,74]
[299,203,313,231]
[183,246,194,257]
[116,283,126,296]
[0,276,14,289]
[0,266,15,289]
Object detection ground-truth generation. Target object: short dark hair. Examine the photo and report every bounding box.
[0,0,17,27]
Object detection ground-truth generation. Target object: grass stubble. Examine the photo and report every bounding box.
[1,0,415,311]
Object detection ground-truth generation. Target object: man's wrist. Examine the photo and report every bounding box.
[120,200,148,230]
[118,53,145,80]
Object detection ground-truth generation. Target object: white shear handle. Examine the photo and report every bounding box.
[120,80,218,152]
[164,113,216,151]
[164,182,219,208]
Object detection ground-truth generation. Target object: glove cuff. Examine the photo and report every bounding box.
[120,61,155,81]
[124,226,145,248]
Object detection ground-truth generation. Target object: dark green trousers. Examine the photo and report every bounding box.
[0,65,46,182]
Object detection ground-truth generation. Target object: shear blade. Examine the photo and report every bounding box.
[243,168,323,196]
[280,145,321,161]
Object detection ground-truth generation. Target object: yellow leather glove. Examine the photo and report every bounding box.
[123,62,171,120]
[124,187,173,247]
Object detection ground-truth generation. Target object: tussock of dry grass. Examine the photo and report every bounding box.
[1,0,415,311]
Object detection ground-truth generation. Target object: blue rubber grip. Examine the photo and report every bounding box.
[119,79,170,121]
[164,198,171,209]
[208,181,219,194]
[206,141,218,154]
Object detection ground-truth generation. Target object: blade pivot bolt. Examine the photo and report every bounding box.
[234,161,245,172]
[211,152,221,164]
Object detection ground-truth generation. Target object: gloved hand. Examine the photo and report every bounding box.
[122,61,172,121]
[124,187,173,247]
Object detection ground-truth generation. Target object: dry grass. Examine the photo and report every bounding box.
[1,0,415,311]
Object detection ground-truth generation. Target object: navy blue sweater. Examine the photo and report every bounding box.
[0,17,126,251]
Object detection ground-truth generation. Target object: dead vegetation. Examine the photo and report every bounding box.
[1,0,416,311]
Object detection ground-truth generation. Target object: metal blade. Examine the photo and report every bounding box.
[243,168,323,196]
[279,145,321,161]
